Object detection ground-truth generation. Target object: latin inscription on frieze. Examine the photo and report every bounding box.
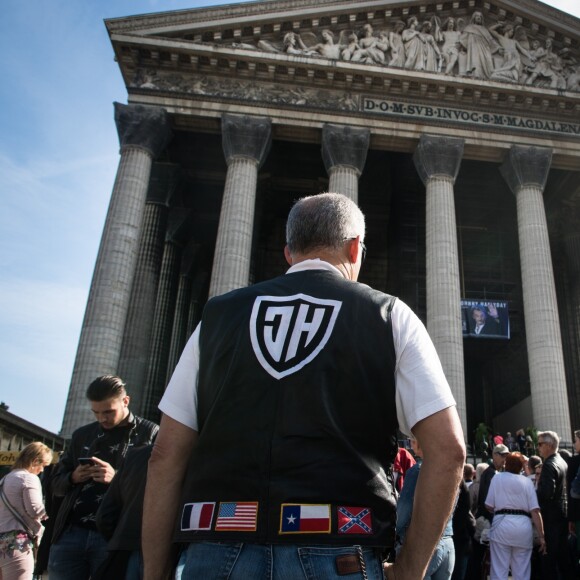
[363,97,580,136]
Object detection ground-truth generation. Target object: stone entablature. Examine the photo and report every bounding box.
[107,0,580,130]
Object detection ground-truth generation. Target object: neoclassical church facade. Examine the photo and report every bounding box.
[61,0,580,445]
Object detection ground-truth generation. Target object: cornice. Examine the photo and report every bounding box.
[105,0,580,38]
[111,32,580,119]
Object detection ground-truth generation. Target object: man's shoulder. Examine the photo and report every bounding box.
[482,465,496,481]
[133,415,159,435]
[70,420,101,441]
[208,270,397,304]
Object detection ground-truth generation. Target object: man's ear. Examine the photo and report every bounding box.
[347,236,360,264]
[284,245,293,265]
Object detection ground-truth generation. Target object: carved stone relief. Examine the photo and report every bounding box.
[223,10,579,92]
[131,70,360,112]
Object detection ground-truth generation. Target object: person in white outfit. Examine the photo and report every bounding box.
[485,452,546,580]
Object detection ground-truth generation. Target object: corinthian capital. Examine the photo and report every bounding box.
[221,114,272,167]
[413,134,464,185]
[114,102,172,158]
[321,124,370,176]
[499,146,553,195]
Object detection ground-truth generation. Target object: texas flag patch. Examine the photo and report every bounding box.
[181,502,215,531]
[337,506,373,534]
[279,504,331,534]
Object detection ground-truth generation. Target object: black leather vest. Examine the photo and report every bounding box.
[176,269,399,547]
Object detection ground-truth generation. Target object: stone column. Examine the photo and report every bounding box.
[165,244,198,383]
[321,124,370,203]
[563,232,580,429]
[117,164,180,416]
[143,238,182,421]
[61,103,171,436]
[500,146,571,440]
[413,134,467,436]
[208,114,272,298]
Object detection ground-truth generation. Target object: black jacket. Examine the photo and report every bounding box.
[96,445,152,550]
[537,452,568,522]
[51,414,158,543]
[453,481,476,543]
[566,454,580,522]
[476,464,496,521]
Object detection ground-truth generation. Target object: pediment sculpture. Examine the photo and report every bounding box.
[230,10,580,92]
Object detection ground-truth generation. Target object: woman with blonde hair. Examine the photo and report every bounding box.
[0,442,52,579]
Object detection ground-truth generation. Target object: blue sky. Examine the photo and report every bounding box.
[1,0,579,434]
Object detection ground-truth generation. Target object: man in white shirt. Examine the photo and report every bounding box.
[142,192,465,580]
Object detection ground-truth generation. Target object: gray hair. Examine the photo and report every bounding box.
[475,462,489,480]
[538,430,559,450]
[286,192,365,255]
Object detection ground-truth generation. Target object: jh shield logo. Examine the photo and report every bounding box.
[250,294,342,379]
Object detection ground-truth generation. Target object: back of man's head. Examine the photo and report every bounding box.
[86,375,127,402]
[538,430,559,451]
[286,192,365,256]
[463,463,475,480]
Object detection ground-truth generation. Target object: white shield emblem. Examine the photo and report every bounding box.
[250,293,342,379]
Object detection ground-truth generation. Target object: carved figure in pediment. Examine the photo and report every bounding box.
[559,49,580,91]
[350,24,389,65]
[256,32,318,56]
[438,17,466,75]
[282,32,318,56]
[309,30,342,60]
[420,20,442,72]
[403,16,425,70]
[525,38,566,89]
[567,69,580,92]
[489,23,533,82]
[134,69,159,89]
[388,21,406,68]
[460,11,500,79]
[341,33,361,61]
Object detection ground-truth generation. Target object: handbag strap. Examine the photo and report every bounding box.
[0,476,36,538]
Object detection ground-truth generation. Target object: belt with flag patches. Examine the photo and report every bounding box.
[180,501,374,536]
[181,501,259,532]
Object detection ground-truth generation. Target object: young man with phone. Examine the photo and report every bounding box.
[48,375,158,580]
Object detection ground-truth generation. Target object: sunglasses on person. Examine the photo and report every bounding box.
[345,238,367,263]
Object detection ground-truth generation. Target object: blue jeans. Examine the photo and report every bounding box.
[48,525,109,580]
[425,536,455,580]
[176,542,385,579]
[126,549,143,580]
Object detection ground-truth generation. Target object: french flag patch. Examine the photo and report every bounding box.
[181,502,215,531]
[279,504,331,534]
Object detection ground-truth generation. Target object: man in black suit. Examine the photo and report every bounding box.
[536,430,574,579]
[470,304,502,336]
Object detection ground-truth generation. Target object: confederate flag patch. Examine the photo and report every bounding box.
[337,506,373,534]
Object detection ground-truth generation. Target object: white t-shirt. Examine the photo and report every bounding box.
[485,471,540,549]
[159,260,456,435]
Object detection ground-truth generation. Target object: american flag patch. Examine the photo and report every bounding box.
[215,502,258,531]
[181,502,215,531]
[337,506,373,534]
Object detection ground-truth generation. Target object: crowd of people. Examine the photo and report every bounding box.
[0,193,578,580]
[457,431,580,579]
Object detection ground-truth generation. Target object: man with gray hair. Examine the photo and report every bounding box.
[536,430,574,578]
[143,192,465,580]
